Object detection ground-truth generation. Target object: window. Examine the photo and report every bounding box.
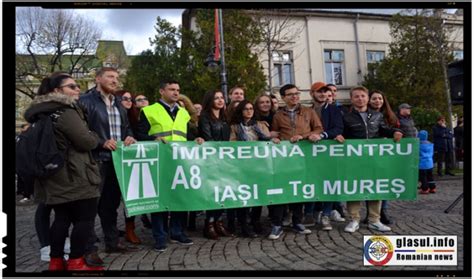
[367,51,385,64]
[324,50,345,85]
[453,50,463,61]
[272,51,294,87]
[366,51,385,76]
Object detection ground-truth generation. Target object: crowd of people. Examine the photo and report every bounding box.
[16,67,462,271]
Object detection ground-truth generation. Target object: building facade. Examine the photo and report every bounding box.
[183,9,464,104]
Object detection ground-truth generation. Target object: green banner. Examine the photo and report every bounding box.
[112,139,419,216]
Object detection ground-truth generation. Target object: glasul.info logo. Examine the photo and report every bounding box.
[364,235,457,266]
[364,236,394,266]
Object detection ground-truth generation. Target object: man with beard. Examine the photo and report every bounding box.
[79,67,137,266]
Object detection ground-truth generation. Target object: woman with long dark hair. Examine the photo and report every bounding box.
[369,90,399,128]
[368,90,399,225]
[115,89,144,244]
[229,100,271,237]
[198,90,234,240]
[24,73,102,271]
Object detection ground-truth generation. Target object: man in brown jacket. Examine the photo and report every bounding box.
[268,84,323,240]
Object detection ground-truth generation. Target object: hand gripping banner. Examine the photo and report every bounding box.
[112,139,419,216]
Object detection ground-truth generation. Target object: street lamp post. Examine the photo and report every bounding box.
[204,9,228,102]
[218,9,228,102]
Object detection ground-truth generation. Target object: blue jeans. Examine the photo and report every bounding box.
[151,212,168,247]
[151,212,187,246]
[304,202,323,215]
[322,202,334,217]
[382,200,388,210]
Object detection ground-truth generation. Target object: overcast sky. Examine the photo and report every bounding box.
[18,8,457,55]
[74,9,184,55]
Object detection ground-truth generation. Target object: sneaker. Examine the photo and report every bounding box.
[154,244,167,252]
[282,213,292,227]
[321,216,333,231]
[292,224,311,234]
[419,189,430,194]
[330,210,345,222]
[268,226,283,240]
[64,237,71,254]
[301,215,316,227]
[314,211,322,224]
[429,188,437,194]
[344,221,360,233]
[40,246,50,262]
[170,237,193,246]
[368,221,391,232]
[19,197,31,203]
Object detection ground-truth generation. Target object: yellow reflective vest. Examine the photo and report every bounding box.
[142,103,190,142]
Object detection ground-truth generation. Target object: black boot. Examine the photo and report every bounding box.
[252,221,263,235]
[380,208,393,225]
[188,211,197,231]
[240,223,257,238]
[141,214,152,229]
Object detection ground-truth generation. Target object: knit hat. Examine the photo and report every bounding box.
[311,81,330,92]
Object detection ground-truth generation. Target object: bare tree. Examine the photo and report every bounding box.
[16,7,102,99]
[251,9,304,91]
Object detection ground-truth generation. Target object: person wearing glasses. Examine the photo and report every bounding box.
[268,84,323,240]
[79,67,137,266]
[124,93,154,229]
[134,94,149,109]
[114,90,145,245]
[24,72,102,271]
[229,100,272,237]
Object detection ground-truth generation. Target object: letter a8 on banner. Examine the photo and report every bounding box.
[112,139,419,216]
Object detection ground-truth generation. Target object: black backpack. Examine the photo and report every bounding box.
[16,110,65,178]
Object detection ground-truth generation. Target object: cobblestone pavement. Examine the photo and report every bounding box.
[14,176,464,272]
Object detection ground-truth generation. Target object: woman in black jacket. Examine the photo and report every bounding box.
[198,90,233,240]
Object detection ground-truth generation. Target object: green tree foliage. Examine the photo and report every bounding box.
[411,107,441,138]
[363,9,461,122]
[125,10,267,105]
[124,17,182,101]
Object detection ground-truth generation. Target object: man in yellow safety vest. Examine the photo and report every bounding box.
[136,80,204,252]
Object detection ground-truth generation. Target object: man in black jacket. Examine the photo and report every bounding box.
[304,82,346,230]
[339,86,403,233]
[79,67,137,264]
[433,116,455,176]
